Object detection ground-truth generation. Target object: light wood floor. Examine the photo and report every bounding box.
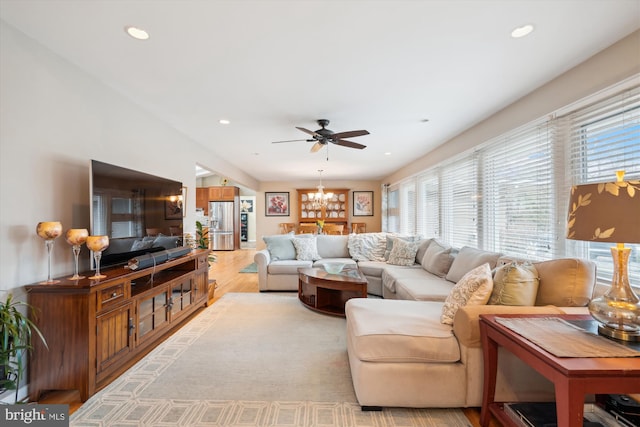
[40,248,499,426]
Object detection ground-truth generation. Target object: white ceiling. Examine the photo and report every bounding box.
[1,0,639,182]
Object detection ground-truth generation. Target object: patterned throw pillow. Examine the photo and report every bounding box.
[292,237,322,261]
[489,262,539,306]
[440,263,493,325]
[347,233,388,261]
[387,239,419,266]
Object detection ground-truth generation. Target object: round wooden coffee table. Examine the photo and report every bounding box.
[298,267,368,317]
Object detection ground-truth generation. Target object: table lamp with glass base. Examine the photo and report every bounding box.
[567,171,640,342]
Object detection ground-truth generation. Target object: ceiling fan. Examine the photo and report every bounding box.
[272,119,369,153]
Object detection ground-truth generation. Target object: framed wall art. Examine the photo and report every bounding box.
[353,191,374,216]
[265,192,290,216]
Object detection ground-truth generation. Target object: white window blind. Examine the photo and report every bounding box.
[440,155,478,248]
[399,180,416,235]
[416,170,440,239]
[482,122,555,260]
[566,86,640,285]
[386,187,400,233]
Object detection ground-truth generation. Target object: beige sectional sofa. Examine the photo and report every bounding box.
[255,232,597,409]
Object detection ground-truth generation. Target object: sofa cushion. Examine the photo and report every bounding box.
[316,235,350,258]
[533,258,596,307]
[387,239,419,266]
[292,236,322,261]
[415,238,433,264]
[263,233,296,260]
[441,263,493,325]
[268,259,312,274]
[489,262,539,306]
[348,233,388,261]
[382,265,431,294]
[393,277,454,302]
[346,298,460,363]
[357,260,388,278]
[421,240,456,277]
[445,246,502,283]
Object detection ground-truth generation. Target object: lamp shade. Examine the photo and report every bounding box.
[567,180,640,244]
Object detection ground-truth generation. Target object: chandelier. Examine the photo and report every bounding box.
[308,170,333,210]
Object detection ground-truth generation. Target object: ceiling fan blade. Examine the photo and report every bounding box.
[271,139,309,144]
[332,129,369,139]
[334,139,366,149]
[296,127,321,138]
[310,142,324,153]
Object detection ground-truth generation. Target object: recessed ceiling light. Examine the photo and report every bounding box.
[219,119,230,125]
[125,26,150,40]
[384,152,391,156]
[511,24,534,38]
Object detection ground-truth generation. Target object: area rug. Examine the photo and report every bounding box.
[70,293,470,426]
[239,262,258,273]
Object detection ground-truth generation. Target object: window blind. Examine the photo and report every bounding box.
[440,155,478,248]
[482,122,555,260]
[416,170,440,239]
[566,86,640,284]
[399,180,416,235]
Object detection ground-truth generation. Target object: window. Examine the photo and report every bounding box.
[482,123,555,260]
[440,155,478,248]
[384,81,639,287]
[567,86,640,285]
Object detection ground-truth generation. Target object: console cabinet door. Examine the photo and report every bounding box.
[136,288,170,345]
[96,302,133,376]
[169,275,195,323]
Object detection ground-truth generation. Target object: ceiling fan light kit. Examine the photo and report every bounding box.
[272,119,370,154]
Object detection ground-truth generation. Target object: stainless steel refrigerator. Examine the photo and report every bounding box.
[209,201,235,250]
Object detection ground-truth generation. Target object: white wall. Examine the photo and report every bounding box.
[0,22,257,293]
[383,31,640,185]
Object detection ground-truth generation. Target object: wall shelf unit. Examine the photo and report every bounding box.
[297,188,349,226]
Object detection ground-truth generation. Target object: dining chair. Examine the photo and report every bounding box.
[351,222,366,234]
[279,223,297,234]
[146,227,161,236]
[298,223,318,234]
[323,224,344,235]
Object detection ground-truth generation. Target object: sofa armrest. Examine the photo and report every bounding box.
[453,305,565,348]
[254,249,271,291]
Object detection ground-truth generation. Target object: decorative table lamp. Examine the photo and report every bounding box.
[65,228,88,280]
[567,171,640,341]
[86,235,110,280]
[36,221,63,284]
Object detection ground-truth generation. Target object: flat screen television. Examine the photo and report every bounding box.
[90,160,184,268]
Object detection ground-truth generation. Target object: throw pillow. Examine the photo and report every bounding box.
[152,235,179,249]
[445,246,502,283]
[489,262,539,306]
[347,233,388,262]
[263,232,296,260]
[384,235,421,260]
[292,236,322,261]
[131,239,154,251]
[421,240,456,277]
[387,239,419,266]
[440,263,493,325]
